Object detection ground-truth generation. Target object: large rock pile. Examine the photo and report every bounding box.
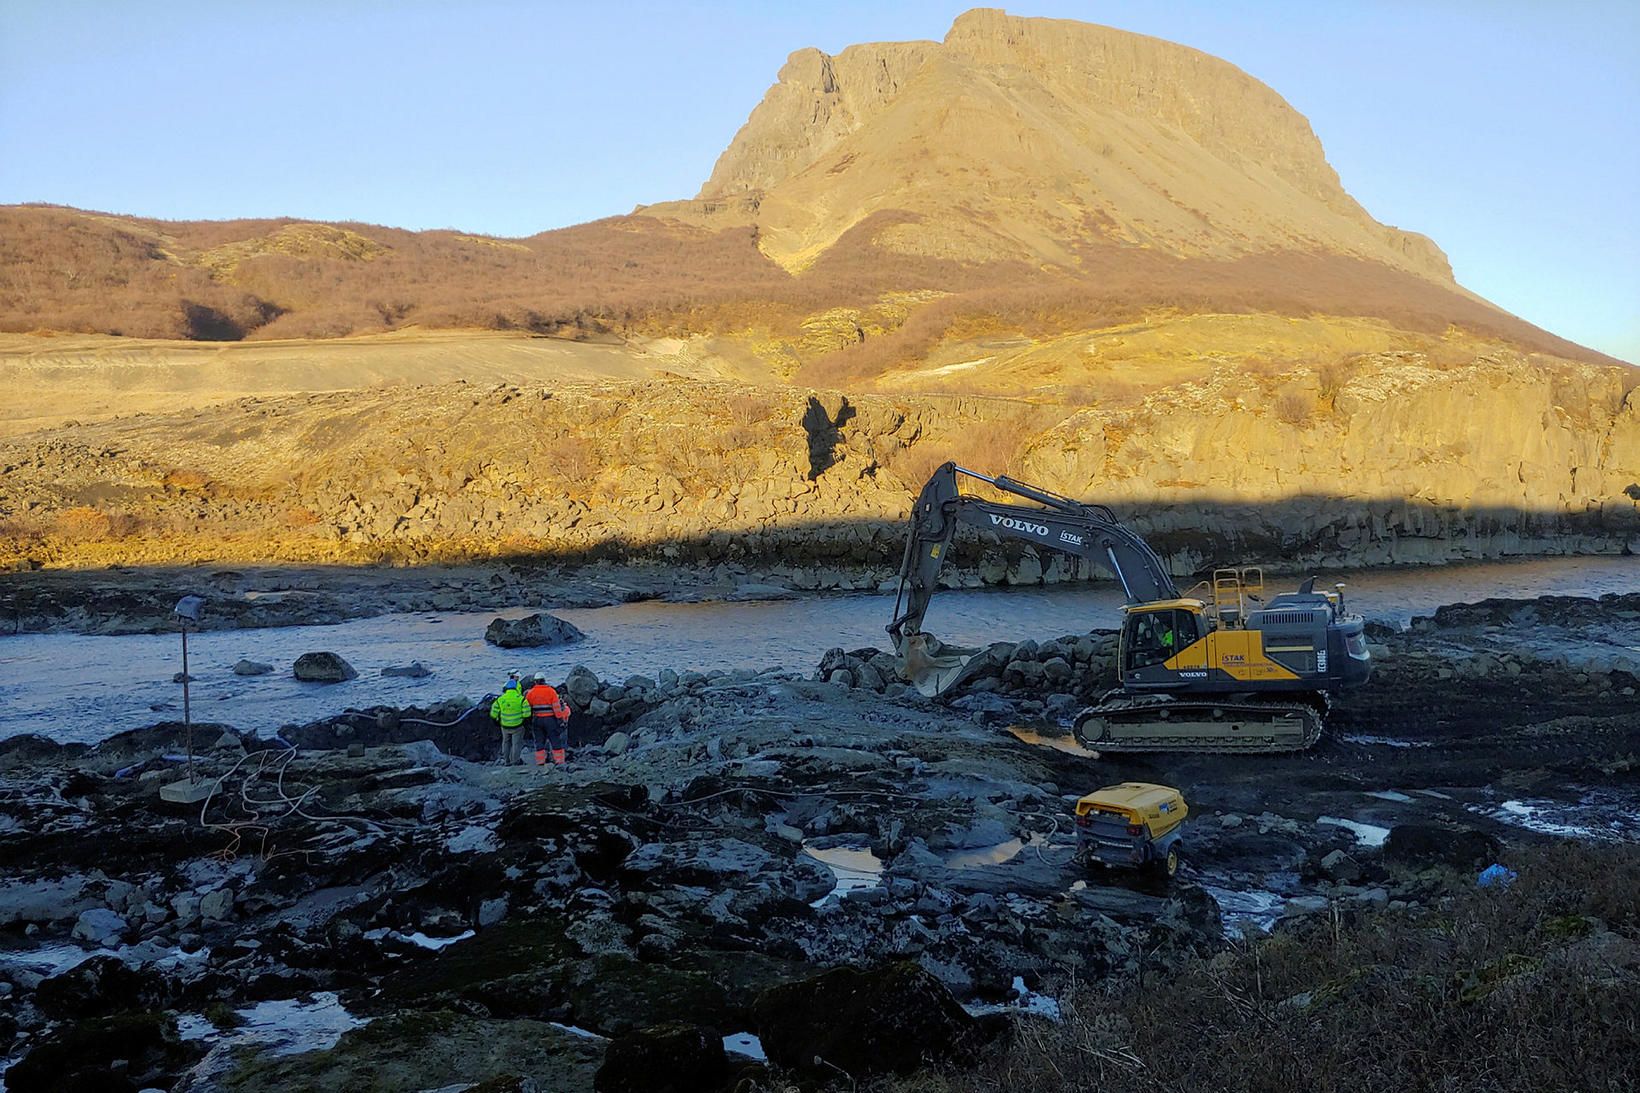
[815,631,1119,712]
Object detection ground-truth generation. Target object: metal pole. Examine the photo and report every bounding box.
[181,624,194,784]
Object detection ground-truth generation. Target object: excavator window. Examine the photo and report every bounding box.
[1126,609,1200,670]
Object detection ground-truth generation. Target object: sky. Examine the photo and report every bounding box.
[2,1,1636,363]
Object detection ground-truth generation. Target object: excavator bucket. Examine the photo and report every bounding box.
[895,632,985,697]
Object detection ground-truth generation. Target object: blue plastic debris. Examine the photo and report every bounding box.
[1477,863,1518,888]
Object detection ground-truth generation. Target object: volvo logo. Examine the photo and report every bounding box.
[990,514,1049,536]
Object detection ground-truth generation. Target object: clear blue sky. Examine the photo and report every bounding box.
[3,2,1635,363]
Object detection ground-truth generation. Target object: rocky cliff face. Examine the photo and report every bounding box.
[2,351,1633,577]
[660,8,1452,279]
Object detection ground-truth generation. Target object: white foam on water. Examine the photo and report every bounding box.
[0,942,209,978]
[1365,790,1413,803]
[549,1023,608,1041]
[1317,816,1391,847]
[0,942,109,976]
[724,1031,766,1059]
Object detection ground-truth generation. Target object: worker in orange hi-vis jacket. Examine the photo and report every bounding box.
[524,675,572,766]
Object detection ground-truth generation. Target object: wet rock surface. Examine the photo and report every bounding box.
[0,590,1637,1090]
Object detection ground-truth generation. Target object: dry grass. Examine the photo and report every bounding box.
[0,206,1617,377]
[862,841,1640,1093]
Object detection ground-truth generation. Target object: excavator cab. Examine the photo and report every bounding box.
[1122,602,1207,673]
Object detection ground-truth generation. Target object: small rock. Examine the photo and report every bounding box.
[478,896,509,928]
[604,732,631,757]
[1281,896,1329,919]
[199,889,234,921]
[171,672,195,684]
[381,661,433,678]
[1320,849,1363,884]
[232,660,274,676]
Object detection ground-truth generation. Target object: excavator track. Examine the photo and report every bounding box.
[1074,692,1330,754]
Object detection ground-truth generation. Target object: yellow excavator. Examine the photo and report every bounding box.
[888,463,1373,753]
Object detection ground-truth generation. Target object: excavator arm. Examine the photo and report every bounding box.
[888,462,1179,695]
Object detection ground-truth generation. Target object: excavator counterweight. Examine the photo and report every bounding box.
[887,463,1372,753]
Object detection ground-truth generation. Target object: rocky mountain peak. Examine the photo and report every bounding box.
[672,8,1452,279]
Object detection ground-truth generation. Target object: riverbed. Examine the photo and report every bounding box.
[1,555,1633,744]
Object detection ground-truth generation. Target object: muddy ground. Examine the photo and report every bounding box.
[0,593,1636,1091]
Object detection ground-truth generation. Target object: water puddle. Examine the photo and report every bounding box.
[801,840,884,906]
[1469,795,1640,841]
[964,975,1063,1021]
[1317,816,1391,847]
[1340,734,1432,749]
[1202,886,1287,934]
[1007,726,1099,758]
[364,927,475,951]
[943,833,1052,869]
[177,991,365,1058]
[724,1031,766,1060]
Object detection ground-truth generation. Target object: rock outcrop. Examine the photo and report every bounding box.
[1,362,1632,575]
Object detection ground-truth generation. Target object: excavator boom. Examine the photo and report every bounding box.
[889,463,1177,647]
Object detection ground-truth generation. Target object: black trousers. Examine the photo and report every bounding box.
[533,715,567,752]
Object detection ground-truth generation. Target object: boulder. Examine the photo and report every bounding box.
[563,665,601,708]
[594,1023,728,1093]
[753,961,984,1077]
[3,1012,196,1093]
[35,956,170,1019]
[1384,823,1501,870]
[381,661,433,678]
[231,659,273,676]
[71,907,129,946]
[603,732,631,757]
[485,613,586,649]
[1320,849,1363,883]
[292,652,357,683]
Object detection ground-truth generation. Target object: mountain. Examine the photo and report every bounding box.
[650,8,1451,279]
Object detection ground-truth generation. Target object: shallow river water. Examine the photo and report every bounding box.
[0,556,1633,744]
